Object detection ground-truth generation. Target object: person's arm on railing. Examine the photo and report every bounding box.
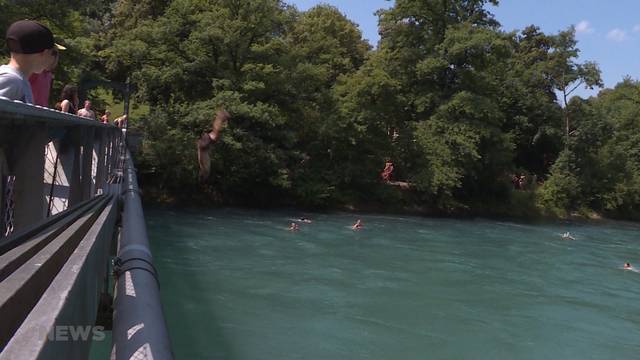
[60,99,70,113]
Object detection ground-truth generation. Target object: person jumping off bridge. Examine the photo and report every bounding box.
[196,108,230,182]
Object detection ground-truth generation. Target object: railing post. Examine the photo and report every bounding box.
[0,145,8,235]
[105,133,113,181]
[117,132,124,175]
[65,128,84,208]
[110,132,119,180]
[81,127,95,201]
[11,125,48,231]
[95,131,106,194]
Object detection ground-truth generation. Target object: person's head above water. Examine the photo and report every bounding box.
[624,262,631,268]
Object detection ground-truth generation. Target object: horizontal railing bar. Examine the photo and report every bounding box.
[0,196,104,255]
[0,196,105,282]
[0,98,116,129]
[0,195,110,351]
[0,197,118,360]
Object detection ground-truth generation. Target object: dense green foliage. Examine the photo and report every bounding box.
[0,0,111,97]
[2,0,639,219]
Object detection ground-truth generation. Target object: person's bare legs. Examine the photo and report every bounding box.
[196,134,212,182]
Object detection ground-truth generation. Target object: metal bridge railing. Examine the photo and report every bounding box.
[0,194,115,358]
[111,151,173,360]
[0,97,122,236]
[0,98,173,359]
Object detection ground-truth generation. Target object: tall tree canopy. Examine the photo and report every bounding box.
[3,0,637,219]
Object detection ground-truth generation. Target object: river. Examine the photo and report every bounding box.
[105,207,640,359]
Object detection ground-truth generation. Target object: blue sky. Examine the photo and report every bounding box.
[289,0,640,98]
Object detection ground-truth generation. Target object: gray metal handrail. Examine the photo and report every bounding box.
[0,195,117,360]
[0,195,111,352]
[112,150,173,360]
[0,98,122,236]
[0,97,113,128]
[0,95,172,359]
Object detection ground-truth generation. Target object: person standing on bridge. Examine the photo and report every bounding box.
[0,20,65,104]
[113,114,127,128]
[55,84,79,114]
[28,45,59,107]
[77,100,96,120]
[100,110,111,123]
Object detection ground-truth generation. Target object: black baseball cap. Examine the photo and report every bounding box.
[5,20,66,54]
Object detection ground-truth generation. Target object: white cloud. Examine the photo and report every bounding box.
[575,20,594,34]
[606,28,626,42]
[633,24,640,33]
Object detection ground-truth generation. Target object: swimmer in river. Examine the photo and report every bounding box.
[351,219,363,230]
[561,232,575,240]
[288,222,299,231]
[624,262,632,270]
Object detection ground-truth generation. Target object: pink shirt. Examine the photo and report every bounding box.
[28,71,53,107]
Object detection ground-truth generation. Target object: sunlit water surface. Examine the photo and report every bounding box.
[102,208,640,359]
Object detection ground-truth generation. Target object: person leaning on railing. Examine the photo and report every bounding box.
[0,20,65,235]
[0,20,65,104]
[100,110,111,123]
[55,84,79,114]
[77,99,97,120]
[113,114,127,128]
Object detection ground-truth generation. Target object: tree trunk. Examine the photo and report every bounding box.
[562,72,569,151]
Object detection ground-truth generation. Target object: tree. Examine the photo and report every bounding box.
[499,26,563,176]
[356,1,515,206]
[0,0,116,103]
[536,149,581,216]
[20,0,625,218]
[287,4,369,83]
[588,79,640,218]
[548,27,603,150]
[410,24,514,201]
[100,0,376,206]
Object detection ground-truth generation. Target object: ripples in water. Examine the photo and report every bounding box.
[143,207,640,360]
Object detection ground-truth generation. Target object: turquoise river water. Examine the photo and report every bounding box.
[98,207,640,359]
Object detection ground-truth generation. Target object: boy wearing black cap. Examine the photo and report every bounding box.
[0,20,64,104]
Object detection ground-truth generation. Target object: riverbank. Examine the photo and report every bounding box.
[139,184,637,224]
